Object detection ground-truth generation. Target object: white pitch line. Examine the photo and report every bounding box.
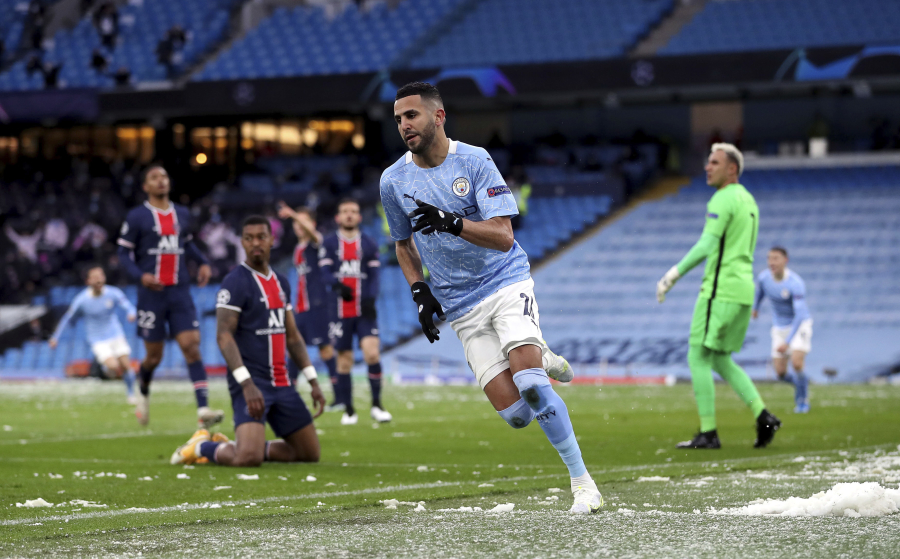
[0,473,564,527]
[0,430,189,446]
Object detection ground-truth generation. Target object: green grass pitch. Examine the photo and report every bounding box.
[1,380,899,558]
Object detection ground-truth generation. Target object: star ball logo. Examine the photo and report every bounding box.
[452,177,470,197]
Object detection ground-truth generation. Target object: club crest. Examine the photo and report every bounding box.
[452,177,470,197]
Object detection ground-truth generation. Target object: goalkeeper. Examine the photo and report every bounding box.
[656,143,781,450]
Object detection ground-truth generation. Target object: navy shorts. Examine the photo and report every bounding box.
[231,381,313,438]
[136,285,199,342]
[295,306,329,348]
[330,317,379,352]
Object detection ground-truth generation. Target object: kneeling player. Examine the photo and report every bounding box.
[171,216,326,466]
[753,247,812,413]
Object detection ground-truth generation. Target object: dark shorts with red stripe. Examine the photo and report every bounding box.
[330,317,379,352]
[294,305,330,348]
[230,379,312,438]
[136,285,199,342]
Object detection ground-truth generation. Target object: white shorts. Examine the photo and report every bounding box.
[771,319,813,358]
[91,336,131,363]
[450,278,547,389]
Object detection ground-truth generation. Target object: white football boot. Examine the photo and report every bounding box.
[340,412,359,425]
[370,406,392,423]
[197,406,225,429]
[135,393,149,426]
[570,487,604,514]
[543,345,574,383]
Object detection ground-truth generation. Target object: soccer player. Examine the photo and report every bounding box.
[753,247,812,413]
[319,199,392,425]
[170,216,326,467]
[656,143,781,450]
[380,82,599,514]
[49,265,137,403]
[116,164,223,429]
[276,203,339,405]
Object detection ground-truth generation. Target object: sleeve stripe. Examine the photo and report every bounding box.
[319,258,333,266]
[216,304,242,312]
[117,239,135,249]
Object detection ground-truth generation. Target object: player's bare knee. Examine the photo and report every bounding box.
[319,344,334,361]
[791,357,805,372]
[234,452,263,468]
[363,350,380,365]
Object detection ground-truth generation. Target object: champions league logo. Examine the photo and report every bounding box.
[452,177,470,197]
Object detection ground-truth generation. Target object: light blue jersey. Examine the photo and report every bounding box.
[754,268,811,343]
[51,286,136,345]
[380,140,531,321]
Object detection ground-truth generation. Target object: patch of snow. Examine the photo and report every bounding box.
[477,483,494,488]
[490,503,515,513]
[176,473,190,480]
[637,476,671,482]
[713,482,900,517]
[213,486,231,490]
[236,474,259,480]
[16,498,53,508]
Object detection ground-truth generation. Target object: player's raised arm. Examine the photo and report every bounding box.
[284,310,326,418]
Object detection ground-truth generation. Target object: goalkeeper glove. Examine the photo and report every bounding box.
[656,265,681,303]
[411,281,445,343]
[334,281,355,302]
[409,200,463,236]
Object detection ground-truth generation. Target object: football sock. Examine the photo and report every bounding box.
[123,368,136,398]
[337,373,354,416]
[512,368,587,479]
[138,364,154,396]
[187,361,209,408]
[197,441,220,463]
[497,398,534,429]
[368,362,383,409]
[687,345,717,432]
[324,355,337,383]
[710,351,766,418]
[795,370,808,403]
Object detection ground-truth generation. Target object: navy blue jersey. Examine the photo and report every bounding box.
[117,202,200,286]
[292,240,327,312]
[217,263,294,389]
[319,232,380,319]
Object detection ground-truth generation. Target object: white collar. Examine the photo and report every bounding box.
[405,139,457,164]
[241,261,273,280]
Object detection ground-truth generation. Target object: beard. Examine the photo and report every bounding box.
[407,120,436,155]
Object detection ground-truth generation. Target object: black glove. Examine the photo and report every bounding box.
[411,281,445,343]
[334,281,354,302]
[361,298,377,320]
[409,199,463,236]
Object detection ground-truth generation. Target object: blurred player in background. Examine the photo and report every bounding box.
[657,143,781,450]
[277,202,339,407]
[49,265,137,403]
[319,199,392,425]
[381,82,601,514]
[171,216,325,467]
[753,247,812,413]
[117,164,223,429]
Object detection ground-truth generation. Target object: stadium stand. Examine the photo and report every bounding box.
[385,166,900,383]
[661,0,900,55]
[0,0,235,91]
[410,0,673,68]
[196,0,465,81]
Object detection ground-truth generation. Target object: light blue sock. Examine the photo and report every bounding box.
[795,371,808,403]
[512,368,587,478]
[123,369,136,398]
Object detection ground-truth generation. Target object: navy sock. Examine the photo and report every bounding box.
[337,373,354,416]
[187,361,209,408]
[324,355,338,383]
[139,365,154,396]
[368,362,383,408]
[198,441,220,463]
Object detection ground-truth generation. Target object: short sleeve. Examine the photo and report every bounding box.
[473,154,517,220]
[792,278,807,300]
[702,192,731,238]
[216,273,247,313]
[117,211,139,249]
[380,173,412,241]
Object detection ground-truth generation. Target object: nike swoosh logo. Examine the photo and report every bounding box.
[412,290,420,294]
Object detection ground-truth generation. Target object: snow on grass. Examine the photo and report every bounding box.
[636,476,671,482]
[712,482,900,518]
[236,474,259,480]
[15,498,53,508]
